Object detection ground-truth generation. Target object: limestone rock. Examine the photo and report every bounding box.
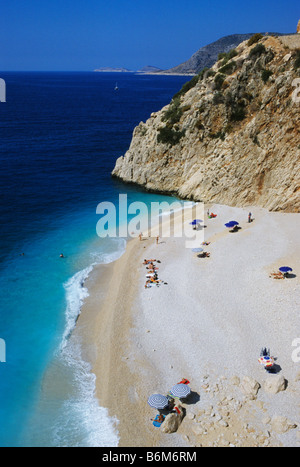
[297,20,300,34]
[161,405,185,434]
[231,376,241,386]
[240,376,261,399]
[271,416,297,434]
[263,374,287,394]
[112,35,300,213]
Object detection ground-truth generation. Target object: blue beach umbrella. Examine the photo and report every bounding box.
[192,248,203,253]
[169,384,191,399]
[190,219,203,225]
[229,221,239,226]
[148,394,169,410]
[225,221,239,228]
[279,267,293,273]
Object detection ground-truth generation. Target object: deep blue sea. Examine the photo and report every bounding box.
[0,72,190,447]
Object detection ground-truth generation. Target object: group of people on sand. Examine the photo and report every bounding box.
[207,210,217,219]
[198,251,210,258]
[151,379,190,427]
[143,259,166,289]
[269,271,285,280]
[198,241,211,259]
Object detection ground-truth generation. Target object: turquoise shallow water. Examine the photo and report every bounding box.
[0,72,190,446]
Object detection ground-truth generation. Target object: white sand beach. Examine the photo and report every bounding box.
[77,203,300,447]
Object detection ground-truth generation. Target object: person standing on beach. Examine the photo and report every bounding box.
[248,212,252,223]
[156,236,159,245]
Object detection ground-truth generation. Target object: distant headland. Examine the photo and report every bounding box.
[94,67,133,73]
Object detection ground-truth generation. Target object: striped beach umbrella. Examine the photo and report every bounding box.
[147,394,169,410]
[169,384,191,399]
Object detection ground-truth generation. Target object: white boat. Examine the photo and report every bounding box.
[114,83,119,91]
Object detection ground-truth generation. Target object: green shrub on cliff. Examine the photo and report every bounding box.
[162,98,183,126]
[249,43,266,58]
[230,105,246,122]
[157,126,185,146]
[218,49,238,66]
[261,69,273,83]
[214,73,226,90]
[294,50,300,69]
[248,33,263,46]
[219,60,237,75]
[173,75,199,100]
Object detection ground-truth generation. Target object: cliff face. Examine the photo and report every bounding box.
[160,33,293,75]
[163,34,256,74]
[112,35,300,212]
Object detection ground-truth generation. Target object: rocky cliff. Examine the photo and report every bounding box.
[112,35,300,212]
[160,33,293,75]
[162,34,256,74]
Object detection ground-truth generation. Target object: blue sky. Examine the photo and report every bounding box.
[0,0,299,71]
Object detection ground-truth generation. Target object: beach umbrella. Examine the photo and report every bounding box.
[258,356,274,369]
[169,384,191,399]
[192,248,203,253]
[279,267,293,273]
[147,394,169,410]
[225,221,239,228]
[190,219,203,225]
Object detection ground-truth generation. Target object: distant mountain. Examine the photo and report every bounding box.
[162,33,292,74]
[94,67,132,73]
[137,66,164,73]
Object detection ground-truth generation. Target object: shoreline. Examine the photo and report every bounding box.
[76,204,300,447]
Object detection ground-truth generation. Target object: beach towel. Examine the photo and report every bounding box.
[152,414,165,428]
[177,378,190,385]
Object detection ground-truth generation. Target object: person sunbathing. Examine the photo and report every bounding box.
[151,414,165,424]
[269,271,284,279]
[198,252,210,258]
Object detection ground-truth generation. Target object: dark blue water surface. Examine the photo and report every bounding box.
[0,72,190,446]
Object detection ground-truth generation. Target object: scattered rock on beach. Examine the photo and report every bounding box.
[270,416,297,434]
[240,376,261,399]
[263,375,287,394]
[161,405,185,434]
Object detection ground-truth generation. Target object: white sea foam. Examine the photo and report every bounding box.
[57,238,127,446]
[55,339,119,447]
[158,200,197,217]
[61,238,126,350]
